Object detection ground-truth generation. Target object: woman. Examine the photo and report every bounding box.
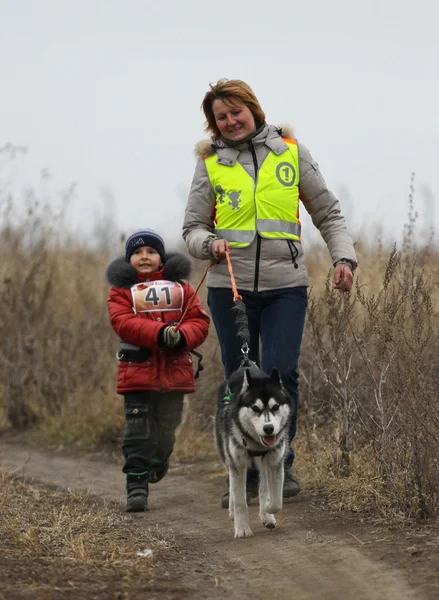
[183,79,357,507]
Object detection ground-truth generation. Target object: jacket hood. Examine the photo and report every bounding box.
[105,252,193,289]
[195,124,295,158]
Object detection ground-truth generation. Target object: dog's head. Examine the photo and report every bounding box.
[235,368,292,447]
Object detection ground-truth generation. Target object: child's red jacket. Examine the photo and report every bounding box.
[107,253,210,394]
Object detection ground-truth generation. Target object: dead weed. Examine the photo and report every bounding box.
[0,470,181,598]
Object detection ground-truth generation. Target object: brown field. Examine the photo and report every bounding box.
[1,194,438,520]
[0,468,185,600]
[1,186,439,597]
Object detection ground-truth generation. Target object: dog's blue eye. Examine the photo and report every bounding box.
[271,404,280,412]
[251,406,260,414]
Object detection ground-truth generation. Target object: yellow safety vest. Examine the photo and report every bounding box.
[204,138,301,247]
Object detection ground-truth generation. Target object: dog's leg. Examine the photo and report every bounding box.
[229,466,253,538]
[228,468,234,521]
[258,457,276,529]
[266,454,284,514]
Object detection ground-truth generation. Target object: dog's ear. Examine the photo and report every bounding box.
[269,368,283,388]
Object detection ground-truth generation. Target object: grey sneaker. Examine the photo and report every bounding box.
[125,489,149,513]
[283,471,301,498]
[221,486,259,509]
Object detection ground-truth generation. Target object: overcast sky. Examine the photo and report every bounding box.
[1,0,437,248]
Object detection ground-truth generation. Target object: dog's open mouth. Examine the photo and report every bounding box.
[261,435,276,446]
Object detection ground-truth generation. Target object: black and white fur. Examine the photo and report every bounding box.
[215,366,293,538]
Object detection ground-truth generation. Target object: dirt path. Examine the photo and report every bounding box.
[2,441,439,600]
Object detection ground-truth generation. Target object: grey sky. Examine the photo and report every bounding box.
[1,0,438,247]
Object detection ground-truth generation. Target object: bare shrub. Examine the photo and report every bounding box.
[302,246,439,518]
[0,195,116,430]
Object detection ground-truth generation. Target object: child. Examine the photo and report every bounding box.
[106,229,210,512]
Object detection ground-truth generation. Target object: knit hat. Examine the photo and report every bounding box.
[125,229,166,263]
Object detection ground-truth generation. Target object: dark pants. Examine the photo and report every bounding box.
[122,391,184,478]
[208,286,308,483]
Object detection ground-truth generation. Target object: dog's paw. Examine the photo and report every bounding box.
[261,513,276,529]
[235,526,253,538]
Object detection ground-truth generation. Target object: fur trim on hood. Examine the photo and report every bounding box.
[105,252,193,289]
[278,124,295,139]
[195,124,295,158]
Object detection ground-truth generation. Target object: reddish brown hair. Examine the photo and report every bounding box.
[201,79,266,140]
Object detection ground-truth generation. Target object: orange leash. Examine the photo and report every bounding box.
[225,251,242,301]
[173,262,212,331]
[173,250,240,331]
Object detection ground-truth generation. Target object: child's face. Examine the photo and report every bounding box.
[130,246,162,274]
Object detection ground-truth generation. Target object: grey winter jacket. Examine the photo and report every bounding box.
[183,124,357,292]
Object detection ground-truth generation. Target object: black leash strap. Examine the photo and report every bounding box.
[190,349,204,379]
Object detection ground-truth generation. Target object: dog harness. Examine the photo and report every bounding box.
[241,437,271,457]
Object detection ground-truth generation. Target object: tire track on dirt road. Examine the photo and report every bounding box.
[0,443,424,599]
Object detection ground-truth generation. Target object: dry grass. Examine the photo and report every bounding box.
[293,425,416,522]
[0,470,181,599]
[299,245,439,520]
[1,180,439,522]
[173,400,218,463]
[27,389,125,452]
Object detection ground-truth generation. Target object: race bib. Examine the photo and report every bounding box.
[131,280,184,313]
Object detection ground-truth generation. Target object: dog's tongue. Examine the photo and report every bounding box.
[262,435,276,446]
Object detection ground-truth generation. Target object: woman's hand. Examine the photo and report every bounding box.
[333,263,353,292]
[211,239,231,260]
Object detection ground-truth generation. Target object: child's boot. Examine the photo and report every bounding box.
[125,472,149,512]
[148,457,169,484]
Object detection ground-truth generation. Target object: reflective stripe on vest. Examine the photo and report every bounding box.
[205,138,301,248]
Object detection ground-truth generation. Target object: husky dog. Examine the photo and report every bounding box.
[215,366,293,539]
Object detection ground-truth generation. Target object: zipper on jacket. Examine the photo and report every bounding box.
[248,140,261,292]
[287,240,299,269]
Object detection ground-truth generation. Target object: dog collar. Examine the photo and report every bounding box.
[247,448,270,457]
[242,438,270,457]
[222,385,232,403]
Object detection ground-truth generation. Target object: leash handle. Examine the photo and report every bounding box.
[225,251,242,301]
[173,262,212,332]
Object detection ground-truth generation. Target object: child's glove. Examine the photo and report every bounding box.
[161,326,182,348]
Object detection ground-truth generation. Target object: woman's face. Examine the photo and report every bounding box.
[212,98,256,141]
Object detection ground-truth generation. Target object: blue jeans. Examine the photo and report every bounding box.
[207,286,308,485]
